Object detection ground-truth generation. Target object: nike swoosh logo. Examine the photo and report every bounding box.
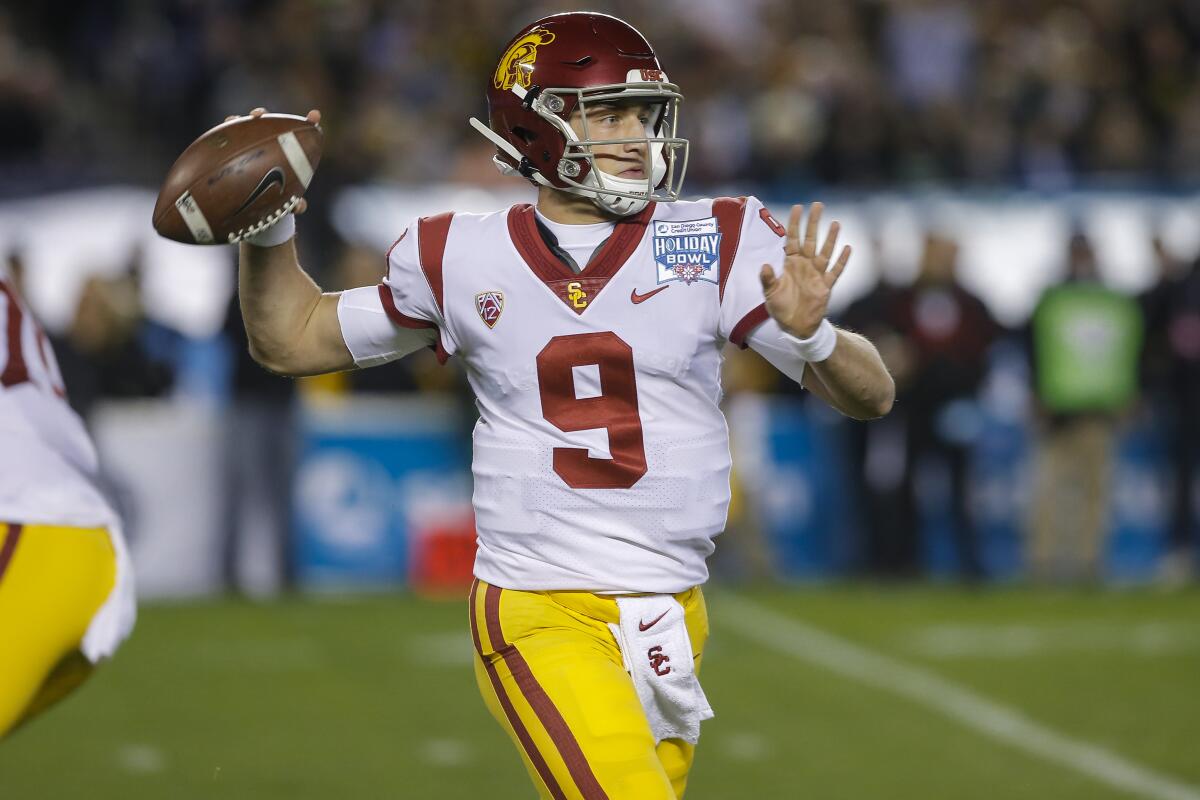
[232,167,285,216]
[631,286,670,304]
[639,610,670,631]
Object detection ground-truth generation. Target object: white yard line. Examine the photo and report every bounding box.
[716,594,1200,800]
[420,738,474,767]
[116,743,166,775]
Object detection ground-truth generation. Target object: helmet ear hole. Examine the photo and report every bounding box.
[512,126,537,144]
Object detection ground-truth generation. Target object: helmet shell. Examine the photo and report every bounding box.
[486,12,664,189]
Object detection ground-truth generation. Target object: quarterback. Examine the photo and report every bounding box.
[235,12,893,799]
[0,276,136,736]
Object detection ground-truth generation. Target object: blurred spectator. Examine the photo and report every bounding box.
[219,286,296,595]
[894,234,1001,579]
[1027,232,1143,582]
[839,263,910,576]
[1140,242,1200,579]
[51,266,174,419]
[883,0,975,110]
[842,233,1000,578]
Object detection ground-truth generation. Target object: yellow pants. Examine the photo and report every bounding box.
[470,579,709,800]
[0,522,117,737]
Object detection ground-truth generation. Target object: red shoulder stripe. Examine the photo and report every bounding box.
[730,303,770,349]
[376,283,450,365]
[376,284,435,330]
[713,196,749,303]
[418,212,454,316]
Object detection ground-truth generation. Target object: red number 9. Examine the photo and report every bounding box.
[536,331,647,489]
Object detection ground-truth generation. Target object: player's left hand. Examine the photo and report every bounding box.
[759,202,851,339]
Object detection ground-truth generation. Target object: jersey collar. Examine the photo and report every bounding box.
[507,203,655,315]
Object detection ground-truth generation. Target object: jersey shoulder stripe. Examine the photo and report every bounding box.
[379,226,435,330]
[712,196,749,302]
[375,284,435,330]
[417,212,455,315]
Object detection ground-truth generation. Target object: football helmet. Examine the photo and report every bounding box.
[469,12,689,216]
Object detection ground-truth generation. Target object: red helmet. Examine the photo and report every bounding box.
[469,12,689,216]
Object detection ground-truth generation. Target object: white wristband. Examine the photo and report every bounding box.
[782,318,837,362]
[244,213,296,248]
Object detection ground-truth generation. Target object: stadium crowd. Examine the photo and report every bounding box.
[3,0,1200,192]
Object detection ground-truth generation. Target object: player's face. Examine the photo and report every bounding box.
[570,100,657,180]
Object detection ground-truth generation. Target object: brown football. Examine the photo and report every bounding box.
[152,113,323,245]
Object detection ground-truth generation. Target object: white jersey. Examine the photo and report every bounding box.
[363,196,796,592]
[0,278,135,660]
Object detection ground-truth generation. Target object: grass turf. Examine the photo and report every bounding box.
[1,585,1197,799]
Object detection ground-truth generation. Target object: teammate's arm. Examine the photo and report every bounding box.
[758,203,894,419]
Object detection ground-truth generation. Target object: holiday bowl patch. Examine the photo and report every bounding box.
[653,217,721,285]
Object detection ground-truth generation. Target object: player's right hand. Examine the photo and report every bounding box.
[224,107,322,216]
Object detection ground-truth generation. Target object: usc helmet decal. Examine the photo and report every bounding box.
[493,27,556,91]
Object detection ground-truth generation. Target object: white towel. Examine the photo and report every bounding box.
[81,514,137,663]
[607,594,714,745]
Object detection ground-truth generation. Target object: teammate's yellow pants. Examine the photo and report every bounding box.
[470,579,709,800]
[0,522,116,737]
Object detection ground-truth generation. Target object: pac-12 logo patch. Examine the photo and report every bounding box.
[652,217,722,286]
[475,291,504,328]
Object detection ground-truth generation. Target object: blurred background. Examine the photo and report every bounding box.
[1,1,1198,798]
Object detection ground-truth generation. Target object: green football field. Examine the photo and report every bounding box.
[2,585,1198,799]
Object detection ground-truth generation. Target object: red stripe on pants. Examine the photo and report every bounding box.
[470,580,568,800]
[484,584,610,800]
[0,523,22,584]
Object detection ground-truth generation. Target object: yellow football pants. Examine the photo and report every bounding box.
[0,522,116,737]
[470,579,709,800]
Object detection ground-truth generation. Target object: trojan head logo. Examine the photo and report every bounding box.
[494,27,556,90]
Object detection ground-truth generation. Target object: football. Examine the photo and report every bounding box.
[152,113,323,245]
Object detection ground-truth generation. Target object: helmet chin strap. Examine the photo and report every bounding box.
[468,117,556,187]
[583,144,666,216]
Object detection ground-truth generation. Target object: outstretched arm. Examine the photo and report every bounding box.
[757,203,894,419]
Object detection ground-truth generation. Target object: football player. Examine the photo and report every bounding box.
[233,12,893,798]
[0,274,136,737]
